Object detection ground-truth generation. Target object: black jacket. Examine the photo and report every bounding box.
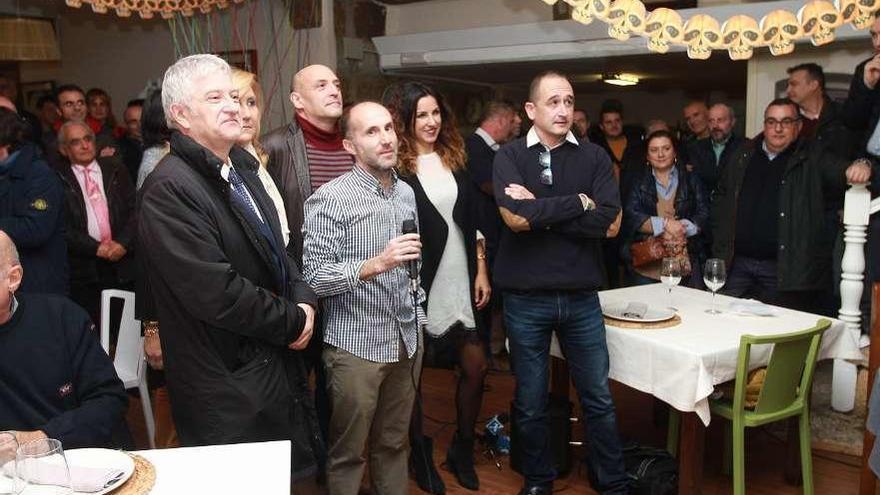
[843,57,880,162]
[402,168,484,335]
[0,144,68,294]
[262,119,310,262]
[684,134,745,196]
[56,156,136,287]
[711,139,849,291]
[464,132,502,264]
[138,132,322,478]
[622,164,709,268]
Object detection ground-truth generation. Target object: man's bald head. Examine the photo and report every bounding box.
[0,96,16,113]
[290,64,343,127]
[0,231,19,270]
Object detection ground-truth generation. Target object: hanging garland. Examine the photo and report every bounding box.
[64,0,248,19]
[543,0,880,60]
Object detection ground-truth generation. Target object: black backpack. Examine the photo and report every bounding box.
[585,443,678,494]
[621,444,678,495]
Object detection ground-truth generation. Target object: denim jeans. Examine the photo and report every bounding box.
[504,290,628,493]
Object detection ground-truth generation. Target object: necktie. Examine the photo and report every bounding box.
[79,164,112,242]
[228,166,263,224]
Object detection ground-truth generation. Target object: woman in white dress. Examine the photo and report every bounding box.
[386,82,491,493]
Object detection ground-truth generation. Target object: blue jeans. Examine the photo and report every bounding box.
[504,290,628,493]
[722,256,778,303]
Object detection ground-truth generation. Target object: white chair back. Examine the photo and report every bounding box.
[99,289,144,380]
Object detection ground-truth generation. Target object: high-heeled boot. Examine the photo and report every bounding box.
[446,432,479,490]
[410,434,445,494]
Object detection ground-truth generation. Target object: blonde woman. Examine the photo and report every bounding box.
[231,68,290,246]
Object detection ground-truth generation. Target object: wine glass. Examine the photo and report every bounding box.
[703,258,726,314]
[0,432,22,495]
[660,257,682,311]
[15,438,72,495]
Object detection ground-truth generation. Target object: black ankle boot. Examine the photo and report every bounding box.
[446,433,479,490]
[410,435,445,494]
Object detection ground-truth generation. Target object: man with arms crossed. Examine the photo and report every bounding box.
[493,71,628,495]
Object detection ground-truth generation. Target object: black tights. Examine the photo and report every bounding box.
[411,328,488,441]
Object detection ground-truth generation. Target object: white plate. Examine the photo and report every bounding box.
[602,302,675,323]
[64,448,134,495]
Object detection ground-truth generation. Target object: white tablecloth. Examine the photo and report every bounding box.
[134,440,290,494]
[550,284,862,425]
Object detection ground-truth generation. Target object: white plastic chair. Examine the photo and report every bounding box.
[99,289,156,449]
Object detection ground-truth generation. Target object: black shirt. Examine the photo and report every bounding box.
[492,131,621,290]
[734,142,792,260]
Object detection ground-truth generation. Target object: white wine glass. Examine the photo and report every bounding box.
[0,432,22,495]
[660,257,682,311]
[703,258,726,315]
[15,438,72,495]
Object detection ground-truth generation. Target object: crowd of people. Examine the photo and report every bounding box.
[3,12,880,495]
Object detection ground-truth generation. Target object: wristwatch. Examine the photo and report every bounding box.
[143,320,160,338]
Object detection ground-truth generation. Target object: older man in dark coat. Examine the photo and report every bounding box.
[138,54,322,482]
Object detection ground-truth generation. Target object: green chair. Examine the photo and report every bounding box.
[667,318,831,495]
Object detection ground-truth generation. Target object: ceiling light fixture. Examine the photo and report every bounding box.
[602,73,639,86]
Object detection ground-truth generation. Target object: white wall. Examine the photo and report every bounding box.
[384,0,552,36]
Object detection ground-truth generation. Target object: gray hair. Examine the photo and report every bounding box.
[161,54,231,129]
[57,119,93,146]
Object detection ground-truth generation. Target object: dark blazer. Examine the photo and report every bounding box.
[844,57,880,162]
[622,164,710,268]
[401,167,484,335]
[684,134,745,196]
[464,132,502,264]
[56,155,136,287]
[138,132,322,478]
[262,119,310,262]
[0,144,68,294]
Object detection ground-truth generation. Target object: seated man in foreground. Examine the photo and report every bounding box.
[0,230,128,448]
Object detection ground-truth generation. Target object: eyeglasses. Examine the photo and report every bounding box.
[539,149,552,186]
[763,117,799,129]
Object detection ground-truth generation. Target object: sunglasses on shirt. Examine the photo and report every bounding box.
[538,149,552,186]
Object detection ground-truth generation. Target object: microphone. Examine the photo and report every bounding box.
[401,218,419,294]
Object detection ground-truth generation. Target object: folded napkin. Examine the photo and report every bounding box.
[3,458,125,493]
[621,301,649,319]
[728,299,779,317]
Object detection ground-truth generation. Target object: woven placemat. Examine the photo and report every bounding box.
[112,453,155,495]
[604,314,681,329]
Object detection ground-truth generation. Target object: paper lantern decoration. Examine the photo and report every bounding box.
[799,0,841,46]
[761,9,802,56]
[682,14,722,59]
[606,0,647,41]
[644,8,684,54]
[721,14,761,61]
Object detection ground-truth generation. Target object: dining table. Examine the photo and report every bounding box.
[548,283,863,495]
[133,440,290,494]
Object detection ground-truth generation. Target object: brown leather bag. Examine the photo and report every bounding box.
[630,237,666,268]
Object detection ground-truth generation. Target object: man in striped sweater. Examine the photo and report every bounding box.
[264,64,354,263]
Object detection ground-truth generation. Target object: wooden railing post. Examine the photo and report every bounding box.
[835,183,871,412]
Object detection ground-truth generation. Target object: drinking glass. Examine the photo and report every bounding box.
[15,439,72,495]
[0,432,22,495]
[703,258,726,314]
[660,257,682,311]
